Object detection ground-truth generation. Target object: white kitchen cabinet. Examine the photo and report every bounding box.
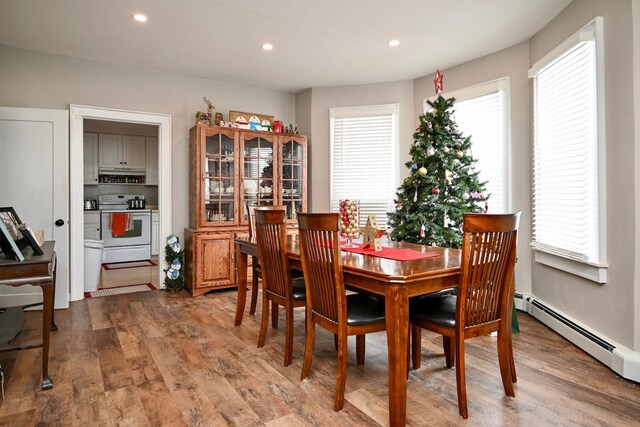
[98,134,146,171]
[84,211,101,240]
[83,132,99,184]
[151,211,160,256]
[145,137,159,185]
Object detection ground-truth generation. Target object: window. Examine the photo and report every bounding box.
[425,79,510,213]
[529,17,606,282]
[330,104,398,228]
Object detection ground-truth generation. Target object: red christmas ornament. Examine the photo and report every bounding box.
[433,69,444,94]
[432,186,440,195]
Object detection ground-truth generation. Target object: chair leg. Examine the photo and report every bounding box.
[455,335,468,419]
[271,301,279,328]
[249,266,259,316]
[411,325,421,369]
[497,330,516,397]
[284,303,294,367]
[334,334,338,351]
[300,315,315,380]
[443,335,454,369]
[508,333,517,383]
[257,294,269,348]
[334,333,348,411]
[356,335,365,365]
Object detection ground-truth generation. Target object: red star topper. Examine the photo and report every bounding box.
[433,69,444,94]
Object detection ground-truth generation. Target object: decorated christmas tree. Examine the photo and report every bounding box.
[387,70,488,249]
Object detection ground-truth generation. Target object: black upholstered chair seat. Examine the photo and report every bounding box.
[292,277,307,301]
[410,294,456,328]
[346,294,385,326]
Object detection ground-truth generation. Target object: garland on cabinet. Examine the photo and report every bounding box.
[164,235,185,291]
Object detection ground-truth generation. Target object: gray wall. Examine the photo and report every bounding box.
[0,44,296,240]
[413,42,533,295]
[529,0,636,349]
[297,81,415,212]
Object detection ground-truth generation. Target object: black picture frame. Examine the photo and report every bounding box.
[18,226,44,255]
[0,220,25,261]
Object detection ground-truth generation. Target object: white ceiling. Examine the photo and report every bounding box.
[0,0,571,93]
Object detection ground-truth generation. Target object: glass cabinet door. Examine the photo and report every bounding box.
[241,134,276,222]
[204,131,237,224]
[280,137,305,221]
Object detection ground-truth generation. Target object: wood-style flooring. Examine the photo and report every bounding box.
[0,289,638,426]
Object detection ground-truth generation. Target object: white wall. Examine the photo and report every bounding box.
[413,42,533,296]
[0,44,296,241]
[296,81,415,212]
[529,0,636,349]
[633,0,640,352]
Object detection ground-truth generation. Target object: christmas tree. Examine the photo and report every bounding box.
[387,91,488,249]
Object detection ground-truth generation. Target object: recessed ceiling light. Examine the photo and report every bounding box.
[262,43,274,51]
[388,40,400,47]
[133,14,147,22]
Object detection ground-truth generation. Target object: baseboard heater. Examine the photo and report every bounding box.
[514,293,640,383]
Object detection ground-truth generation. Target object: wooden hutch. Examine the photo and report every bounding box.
[185,124,307,296]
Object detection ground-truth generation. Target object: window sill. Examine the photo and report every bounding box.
[533,249,607,283]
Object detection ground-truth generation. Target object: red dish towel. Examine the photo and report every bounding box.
[110,213,133,236]
[341,243,438,261]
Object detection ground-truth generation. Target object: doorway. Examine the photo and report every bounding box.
[69,106,171,301]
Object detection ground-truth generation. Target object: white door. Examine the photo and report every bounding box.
[0,107,69,309]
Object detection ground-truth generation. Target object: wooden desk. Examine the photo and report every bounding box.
[234,236,461,426]
[0,241,57,390]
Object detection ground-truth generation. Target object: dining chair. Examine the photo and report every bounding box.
[409,212,521,419]
[297,212,386,411]
[247,204,303,318]
[254,207,306,366]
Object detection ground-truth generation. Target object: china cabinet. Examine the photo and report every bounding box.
[185,124,307,296]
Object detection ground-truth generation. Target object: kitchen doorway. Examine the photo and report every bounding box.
[69,106,171,301]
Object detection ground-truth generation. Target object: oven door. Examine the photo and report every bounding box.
[101,211,151,248]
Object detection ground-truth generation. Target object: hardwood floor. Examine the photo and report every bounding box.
[1,289,638,426]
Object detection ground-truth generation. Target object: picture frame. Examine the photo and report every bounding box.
[0,207,23,243]
[0,220,25,261]
[228,110,274,132]
[18,225,44,255]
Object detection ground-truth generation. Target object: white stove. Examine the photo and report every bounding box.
[98,194,151,263]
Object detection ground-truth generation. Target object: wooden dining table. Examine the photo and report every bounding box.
[234,235,461,426]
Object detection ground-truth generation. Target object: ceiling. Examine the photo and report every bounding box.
[0,0,571,93]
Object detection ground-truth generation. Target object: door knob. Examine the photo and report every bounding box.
[55,219,65,227]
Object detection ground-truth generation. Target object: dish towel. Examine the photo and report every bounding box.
[110,213,134,236]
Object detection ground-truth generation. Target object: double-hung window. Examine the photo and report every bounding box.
[426,79,511,214]
[529,17,606,282]
[330,104,398,228]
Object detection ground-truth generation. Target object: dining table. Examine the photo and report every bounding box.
[234,235,461,426]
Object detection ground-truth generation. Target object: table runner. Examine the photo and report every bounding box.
[341,243,438,261]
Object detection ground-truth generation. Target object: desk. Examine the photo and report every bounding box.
[0,241,57,390]
[235,236,460,426]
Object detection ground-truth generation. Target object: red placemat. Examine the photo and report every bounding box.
[341,243,438,261]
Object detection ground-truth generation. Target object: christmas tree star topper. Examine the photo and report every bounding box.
[433,69,444,94]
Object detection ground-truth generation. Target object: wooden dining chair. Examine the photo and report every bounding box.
[297,212,386,411]
[409,212,521,419]
[254,207,306,367]
[247,204,303,317]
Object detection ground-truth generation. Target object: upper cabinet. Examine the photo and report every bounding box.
[189,125,307,229]
[145,137,159,186]
[83,132,99,185]
[98,134,146,171]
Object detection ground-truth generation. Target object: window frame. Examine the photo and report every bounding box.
[424,77,512,214]
[528,16,607,283]
[329,103,399,227]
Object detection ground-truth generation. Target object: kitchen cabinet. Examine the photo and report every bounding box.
[151,211,159,256]
[83,132,99,185]
[98,134,146,171]
[146,137,159,185]
[84,211,101,240]
[185,124,308,296]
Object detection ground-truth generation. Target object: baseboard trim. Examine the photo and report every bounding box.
[514,292,640,383]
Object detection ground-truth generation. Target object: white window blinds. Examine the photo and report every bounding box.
[330,105,398,228]
[452,91,508,213]
[531,38,599,262]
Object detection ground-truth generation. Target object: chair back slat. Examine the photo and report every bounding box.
[458,213,520,329]
[297,213,345,325]
[247,204,257,239]
[255,207,290,299]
